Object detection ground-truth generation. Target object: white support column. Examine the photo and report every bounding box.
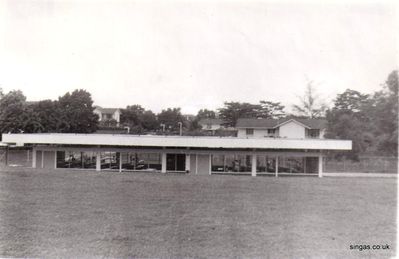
[32,148,37,168]
[318,154,323,178]
[275,156,279,177]
[185,154,191,173]
[41,150,44,168]
[96,152,101,172]
[54,151,57,169]
[161,153,167,173]
[119,152,122,173]
[195,154,198,175]
[251,154,257,177]
[209,154,212,175]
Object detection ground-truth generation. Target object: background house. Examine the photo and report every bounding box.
[93,106,121,126]
[236,118,327,139]
[198,118,224,131]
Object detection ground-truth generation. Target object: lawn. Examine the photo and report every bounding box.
[0,168,396,258]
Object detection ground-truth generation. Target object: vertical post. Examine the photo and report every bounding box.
[41,150,44,168]
[209,154,212,175]
[27,150,30,162]
[54,151,57,169]
[161,153,167,173]
[318,154,323,178]
[303,157,307,174]
[275,156,279,177]
[119,152,122,173]
[32,148,37,168]
[251,154,257,177]
[195,154,198,174]
[5,146,8,166]
[96,152,101,172]
[185,154,191,173]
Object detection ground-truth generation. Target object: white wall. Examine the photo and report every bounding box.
[279,121,306,139]
[238,129,269,138]
[200,123,221,131]
[113,110,121,124]
[2,133,352,150]
[237,129,279,138]
[93,109,102,121]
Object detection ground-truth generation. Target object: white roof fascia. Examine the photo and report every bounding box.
[2,133,352,151]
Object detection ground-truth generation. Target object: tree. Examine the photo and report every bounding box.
[371,70,398,155]
[196,109,216,120]
[57,89,98,133]
[157,108,184,131]
[257,101,285,119]
[29,100,61,132]
[293,81,327,118]
[218,102,260,127]
[120,105,145,126]
[325,89,374,158]
[0,90,28,133]
[140,110,158,131]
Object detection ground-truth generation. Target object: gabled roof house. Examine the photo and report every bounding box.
[236,118,327,139]
[93,106,121,126]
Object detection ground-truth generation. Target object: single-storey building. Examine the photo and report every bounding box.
[1,132,351,177]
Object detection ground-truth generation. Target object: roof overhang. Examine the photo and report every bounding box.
[2,133,352,151]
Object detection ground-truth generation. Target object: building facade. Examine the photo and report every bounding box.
[1,133,351,177]
[93,106,121,126]
[236,118,327,139]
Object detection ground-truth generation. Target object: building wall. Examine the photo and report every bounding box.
[35,150,42,168]
[199,123,221,131]
[279,121,306,139]
[320,129,326,139]
[196,154,210,175]
[93,109,102,121]
[237,129,278,138]
[43,151,55,169]
[189,154,197,173]
[112,110,121,123]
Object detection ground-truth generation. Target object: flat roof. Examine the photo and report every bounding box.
[2,133,352,151]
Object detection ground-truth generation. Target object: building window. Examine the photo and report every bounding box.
[246,128,254,136]
[120,152,161,171]
[56,151,95,169]
[212,154,252,172]
[256,156,276,173]
[101,152,119,170]
[306,129,320,138]
[267,129,276,135]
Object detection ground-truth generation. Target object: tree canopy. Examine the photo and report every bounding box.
[293,82,327,118]
[325,70,398,158]
[57,89,98,133]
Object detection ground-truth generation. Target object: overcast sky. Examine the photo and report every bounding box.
[0,0,397,114]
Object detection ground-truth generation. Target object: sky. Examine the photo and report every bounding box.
[0,0,397,114]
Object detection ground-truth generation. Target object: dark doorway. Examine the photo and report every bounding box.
[166,154,185,171]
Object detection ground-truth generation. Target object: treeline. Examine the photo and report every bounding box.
[325,70,398,157]
[0,89,98,134]
[0,70,397,157]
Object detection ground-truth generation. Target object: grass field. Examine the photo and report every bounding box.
[0,168,396,258]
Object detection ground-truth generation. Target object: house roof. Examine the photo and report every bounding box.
[94,107,120,114]
[236,118,327,129]
[198,118,224,125]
